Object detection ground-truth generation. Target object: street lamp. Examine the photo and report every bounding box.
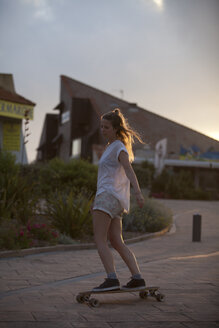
[21,109,31,164]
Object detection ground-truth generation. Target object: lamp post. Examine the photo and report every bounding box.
[21,109,31,164]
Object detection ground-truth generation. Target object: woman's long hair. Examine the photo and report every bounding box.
[101,108,144,162]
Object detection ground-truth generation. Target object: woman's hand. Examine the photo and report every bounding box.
[135,191,144,208]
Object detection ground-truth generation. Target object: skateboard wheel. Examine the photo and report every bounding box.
[76,295,85,303]
[156,293,165,302]
[139,291,148,299]
[89,298,100,307]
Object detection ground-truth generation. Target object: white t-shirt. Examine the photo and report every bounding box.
[96,140,130,212]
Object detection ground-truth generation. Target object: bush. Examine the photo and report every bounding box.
[151,169,211,200]
[25,158,98,197]
[45,190,93,239]
[0,218,59,250]
[123,198,172,233]
[0,150,19,176]
[133,161,155,188]
[0,151,39,224]
[0,153,97,249]
[0,151,18,220]
[58,233,79,245]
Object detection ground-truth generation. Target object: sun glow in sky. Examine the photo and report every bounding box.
[153,0,163,9]
[208,132,219,142]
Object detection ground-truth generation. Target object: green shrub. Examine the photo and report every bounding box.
[191,188,211,200]
[0,151,19,176]
[0,153,97,248]
[31,158,98,197]
[0,218,59,250]
[151,169,211,200]
[0,152,18,220]
[27,220,59,242]
[0,187,15,221]
[58,233,79,245]
[167,170,195,199]
[123,198,172,233]
[0,151,39,224]
[0,219,20,250]
[45,190,93,239]
[133,161,155,188]
[19,162,43,197]
[133,167,151,188]
[150,169,169,195]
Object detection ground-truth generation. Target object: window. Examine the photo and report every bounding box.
[72,138,81,158]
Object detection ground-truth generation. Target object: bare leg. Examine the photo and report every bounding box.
[108,218,141,276]
[92,210,116,274]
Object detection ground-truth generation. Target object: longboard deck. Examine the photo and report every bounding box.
[80,286,158,295]
[76,286,165,307]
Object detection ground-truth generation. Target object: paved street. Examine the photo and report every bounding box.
[0,200,219,328]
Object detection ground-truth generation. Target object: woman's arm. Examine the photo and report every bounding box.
[119,151,144,208]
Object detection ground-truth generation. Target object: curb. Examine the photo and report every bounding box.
[0,225,172,259]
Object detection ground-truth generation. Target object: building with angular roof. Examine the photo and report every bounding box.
[37,75,219,162]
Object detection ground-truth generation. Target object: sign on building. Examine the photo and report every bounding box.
[3,122,21,151]
[61,111,70,124]
[0,100,34,120]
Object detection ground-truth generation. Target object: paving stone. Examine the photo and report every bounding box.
[140,312,191,322]
[0,312,34,322]
[0,296,23,307]
[153,304,194,313]
[21,295,67,306]
[109,322,186,328]
[0,322,73,328]
[71,323,112,328]
[183,322,219,328]
[80,311,144,322]
[184,311,219,322]
[32,311,85,322]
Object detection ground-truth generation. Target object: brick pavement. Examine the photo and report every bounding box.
[0,200,218,328]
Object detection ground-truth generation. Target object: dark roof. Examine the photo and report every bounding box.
[61,75,127,112]
[0,86,35,106]
[61,75,219,145]
[53,101,64,111]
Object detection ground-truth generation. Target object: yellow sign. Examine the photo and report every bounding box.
[0,100,34,120]
[3,122,21,151]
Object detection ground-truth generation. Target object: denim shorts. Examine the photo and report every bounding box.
[93,191,124,219]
